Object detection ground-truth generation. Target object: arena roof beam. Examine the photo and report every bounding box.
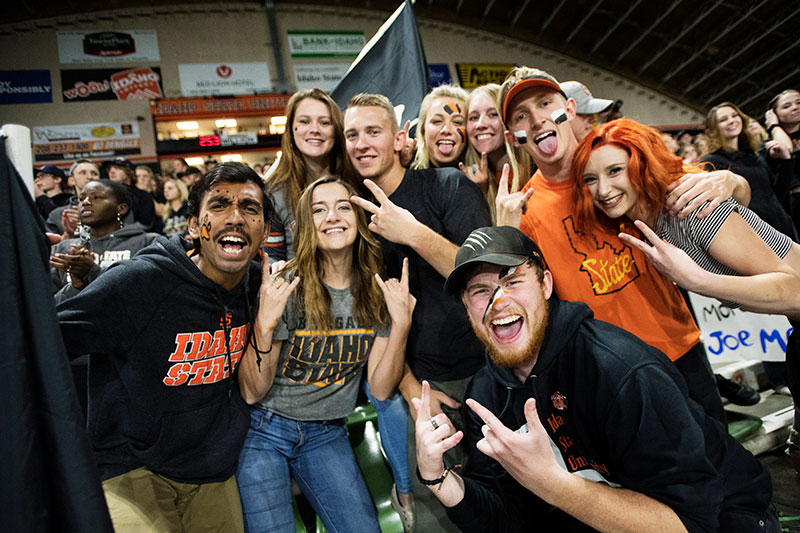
[541,0,567,31]
[636,0,723,74]
[566,0,603,44]
[589,0,642,55]
[681,7,797,95]
[661,0,768,83]
[738,64,800,109]
[480,0,496,23]
[615,0,681,63]
[703,39,798,105]
[510,0,532,30]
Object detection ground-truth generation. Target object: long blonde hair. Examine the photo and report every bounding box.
[161,179,189,222]
[283,176,388,330]
[463,84,531,222]
[411,84,469,169]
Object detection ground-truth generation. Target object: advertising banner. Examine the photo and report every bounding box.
[293,63,350,91]
[32,122,141,162]
[0,70,52,105]
[688,292,792,364]
[456,63,515,89]
[58,30,160,64]
[287,31,365,57]
[61,67,163,102]
[178,63,271,96]
[151,94,292,119]
[428,64,452,87]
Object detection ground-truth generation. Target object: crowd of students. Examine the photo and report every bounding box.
[40,70,800,532]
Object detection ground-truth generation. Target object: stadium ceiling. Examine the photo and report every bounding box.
[7,0,800,119]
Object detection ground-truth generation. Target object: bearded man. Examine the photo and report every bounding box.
[412,225,779,533]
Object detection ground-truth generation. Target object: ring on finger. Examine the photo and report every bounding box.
[430,418,439,430]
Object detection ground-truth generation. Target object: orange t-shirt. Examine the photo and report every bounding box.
[519,171,699,361]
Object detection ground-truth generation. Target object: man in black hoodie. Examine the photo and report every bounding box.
[414,226,778,532]
[58,162,274,532]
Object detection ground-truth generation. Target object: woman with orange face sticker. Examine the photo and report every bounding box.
[411,85,469,170]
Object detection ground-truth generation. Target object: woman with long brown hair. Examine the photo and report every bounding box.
[237,176,415,532]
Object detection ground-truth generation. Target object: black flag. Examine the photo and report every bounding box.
[332,0,430,125]
[0,139,112,531]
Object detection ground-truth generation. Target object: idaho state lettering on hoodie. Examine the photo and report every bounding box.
[164,321,250,386]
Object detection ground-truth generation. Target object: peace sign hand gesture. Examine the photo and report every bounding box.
[495,164,533,228]
[350,179,419,246]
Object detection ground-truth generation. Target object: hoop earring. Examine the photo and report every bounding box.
[117,212,124,228]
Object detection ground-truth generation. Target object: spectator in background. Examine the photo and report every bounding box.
[768,89,800,234]
[50,179,159,301]
[178,166,203,190]
[46,160,100,238]
[172,157,188,177]
[106,157,157,230]
[34,165,72,220]
[661,132,680,154]
[678,143,700,164]
[161,179,190,236]
[560,80,615,142]
[205,157,218,171]
[703,102,796,239]
[411,85,470,170]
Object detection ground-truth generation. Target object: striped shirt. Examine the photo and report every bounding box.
[656,198,793,306]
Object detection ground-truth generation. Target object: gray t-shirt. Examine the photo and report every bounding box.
[263,186,294,264]
[257,285,389,420]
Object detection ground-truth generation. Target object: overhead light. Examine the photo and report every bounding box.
[176,121,199,130]
[270,116,287,125]
[185,157,204,166]
[269,123,286,135]
[220,154,242,162]
[215,119,237,128]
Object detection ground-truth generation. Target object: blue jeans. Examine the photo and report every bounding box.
[236,408,380,533]
[363,380,412,494]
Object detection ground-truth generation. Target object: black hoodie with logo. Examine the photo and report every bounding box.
[446,299,772,532]
[57,235,256,483]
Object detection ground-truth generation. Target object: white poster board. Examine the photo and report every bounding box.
[293,63,350,91]
[688,292,792,364]
[58,30,160,64]
[178,63,271,96]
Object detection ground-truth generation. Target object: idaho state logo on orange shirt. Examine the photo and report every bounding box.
[562,216,639,295]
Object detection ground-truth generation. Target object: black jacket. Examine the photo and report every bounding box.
[57,235,256,483]
[446,299,772,532]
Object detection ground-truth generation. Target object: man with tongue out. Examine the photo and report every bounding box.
[494,67,753,424]
[412,225,777,532]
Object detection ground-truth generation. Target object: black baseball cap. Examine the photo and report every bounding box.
[444,226,546,295]
[179,166,201,177]
[108,157,134,171]
[36,165,67,180]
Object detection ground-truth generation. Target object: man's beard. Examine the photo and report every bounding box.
[471,302,549,369]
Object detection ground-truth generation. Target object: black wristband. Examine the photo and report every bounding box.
[416,465,446,485]
[767,124,779,133]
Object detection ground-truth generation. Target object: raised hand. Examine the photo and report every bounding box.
[412,380,463,480]
[495,164,533,228]
[256,259,299,336]
[467,397,563,496]
[665,170,742,219]
[350,179,419,245]
[375,257,416,331]
[399,120,418,168]
[618,220,705,291]
[459,151,490,194]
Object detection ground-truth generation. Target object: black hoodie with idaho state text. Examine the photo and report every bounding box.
[57,235,258,483]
